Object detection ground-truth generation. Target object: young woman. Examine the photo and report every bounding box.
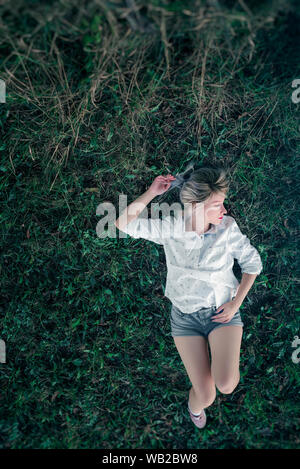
[115,163,263,429]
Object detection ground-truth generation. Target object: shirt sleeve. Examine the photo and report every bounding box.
[117,215,172,245]
[228,217,263,275]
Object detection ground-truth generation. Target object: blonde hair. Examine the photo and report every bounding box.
[179,164,230,206]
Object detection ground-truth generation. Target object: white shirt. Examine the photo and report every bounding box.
[119,210,263,314]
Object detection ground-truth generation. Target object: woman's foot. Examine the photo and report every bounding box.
[188,404,207,429]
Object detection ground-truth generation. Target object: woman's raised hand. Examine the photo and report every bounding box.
[148,174,176,196]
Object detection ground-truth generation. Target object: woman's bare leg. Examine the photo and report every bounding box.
[208,326,243,394]
[173,335,216,414]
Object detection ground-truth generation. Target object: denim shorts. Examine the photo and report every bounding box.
[170,303,244,338]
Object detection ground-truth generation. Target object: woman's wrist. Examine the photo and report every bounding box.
[145,187,158,199]
[231,274,257,309]
[232,297,242,308]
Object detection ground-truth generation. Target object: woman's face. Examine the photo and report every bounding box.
[193,191,228,225]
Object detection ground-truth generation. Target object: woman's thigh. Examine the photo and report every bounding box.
[207,325,243,393]
[173,335,215,394]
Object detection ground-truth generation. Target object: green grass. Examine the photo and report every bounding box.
[0,0,299,449]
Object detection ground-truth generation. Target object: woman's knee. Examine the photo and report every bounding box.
[216,370,240,394]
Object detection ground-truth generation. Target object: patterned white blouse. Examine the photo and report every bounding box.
[118,211,263,314]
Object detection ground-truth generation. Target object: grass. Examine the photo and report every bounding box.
[0,0,299,449]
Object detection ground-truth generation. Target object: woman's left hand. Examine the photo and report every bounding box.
[211,300,240,323]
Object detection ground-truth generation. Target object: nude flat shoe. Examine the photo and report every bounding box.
[188,407,207,429]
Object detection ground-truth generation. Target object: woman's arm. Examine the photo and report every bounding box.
[232,273,257,308]
[114,189,156,231]
[114,174,175,231]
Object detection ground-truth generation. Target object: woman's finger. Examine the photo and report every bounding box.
[212,309,224,316]
[211,313,226,321]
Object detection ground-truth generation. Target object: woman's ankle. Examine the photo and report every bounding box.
[188,400,202,416]
[188,387,204,415]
